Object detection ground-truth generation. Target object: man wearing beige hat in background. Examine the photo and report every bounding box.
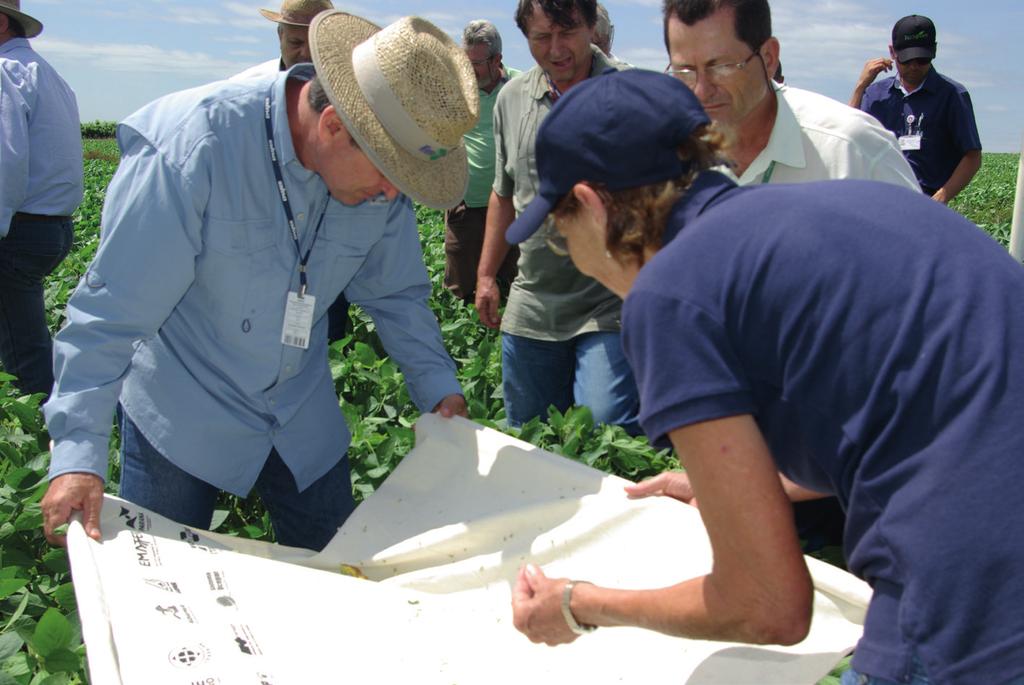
[0,0,82,398]
[40,12,478,553]
[233,0,334,81]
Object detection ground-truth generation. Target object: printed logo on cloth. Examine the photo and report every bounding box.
[190,678,222,685]
[119,506,151,531]
[206,570,229,592]
[232,625,264,656]
[168,642,212,669]
[207,571,239,609]
[180,527,222,554]
[131,532,162,568]
[155,604,197,624]
[144,578,182,593]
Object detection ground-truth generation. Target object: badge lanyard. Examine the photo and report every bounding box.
[265,93,327,348]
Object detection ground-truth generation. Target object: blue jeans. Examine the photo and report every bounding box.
[118,407,355,551]
[502,331,640,434]
[0,215,73,397]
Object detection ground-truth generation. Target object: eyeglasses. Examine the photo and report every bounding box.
[543,218,569,257]
[665,46,763,87]
[468,55,496,66]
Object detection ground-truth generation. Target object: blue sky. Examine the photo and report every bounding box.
[30,0,1022,152]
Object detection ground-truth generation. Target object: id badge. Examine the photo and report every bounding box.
[281,291,316,349]
[899,134,922,151]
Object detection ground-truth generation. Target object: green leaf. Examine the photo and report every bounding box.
[2,593,29,632]
[0,669,20,685]
[29,610,71,658]
[51,586,76,612]
[40,647,79,674]
[0,651,32,677]
[0,633,24,661]
[0,580,29,601]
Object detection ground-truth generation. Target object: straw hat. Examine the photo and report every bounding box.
[309,12,480,210]
[0,0,43,38]
[259,0,333,27]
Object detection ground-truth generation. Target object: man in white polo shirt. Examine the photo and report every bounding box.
[663,0,918,189]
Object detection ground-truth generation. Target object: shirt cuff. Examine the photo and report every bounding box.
[407,370,463,414]
[48,434,110,483]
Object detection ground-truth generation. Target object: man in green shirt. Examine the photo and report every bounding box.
[475,0,637,432]
[444,20,520,304]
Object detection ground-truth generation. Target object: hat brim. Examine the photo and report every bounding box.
[506,193,557,245]
[258,8,316,26]
[308,11,469,210]
[895,45,935,62]
[1,7,43,38]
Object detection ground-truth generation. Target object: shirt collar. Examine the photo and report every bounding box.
[526,45,618,101]
[893,65,938,96]
[0,37,30,55]
[737,82,805,184]
[662,170,741,244]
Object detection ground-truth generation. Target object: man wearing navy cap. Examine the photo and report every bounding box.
[850,15,982,204]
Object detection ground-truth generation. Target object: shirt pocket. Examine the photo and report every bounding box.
[315,200,390,304]
[198,217,288,322]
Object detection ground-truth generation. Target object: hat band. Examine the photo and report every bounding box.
[279,10,320,24]
[351,39,453,162]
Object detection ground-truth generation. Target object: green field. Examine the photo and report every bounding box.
[0,145,1018,683]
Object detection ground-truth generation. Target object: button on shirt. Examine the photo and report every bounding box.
[43,65,461,496]
[859,68,982,194]
[0,38,83,234]
[735,83,919,191]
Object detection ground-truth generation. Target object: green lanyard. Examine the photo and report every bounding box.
[761,160,777,185]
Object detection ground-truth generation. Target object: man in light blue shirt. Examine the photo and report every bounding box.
[0,2,83,397]
[40,13,480,551]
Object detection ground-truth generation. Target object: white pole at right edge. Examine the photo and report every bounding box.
[1009,133,1024,262]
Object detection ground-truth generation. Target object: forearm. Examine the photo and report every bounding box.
[847,85,867,109]
[477,191,514,280]
[568,566,810,645]
[934,150,982,204]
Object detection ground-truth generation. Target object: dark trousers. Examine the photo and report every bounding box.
[444,202,518,304]
[0,214,74,397]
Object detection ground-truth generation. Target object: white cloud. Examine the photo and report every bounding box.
[37,38,252,79]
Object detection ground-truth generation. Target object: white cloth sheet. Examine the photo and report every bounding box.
[67,414,870,684]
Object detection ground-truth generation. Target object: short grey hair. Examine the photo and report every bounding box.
[462,19,502,57]
[307,76,332,113]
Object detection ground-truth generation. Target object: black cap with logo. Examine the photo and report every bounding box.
[892,15,936,62]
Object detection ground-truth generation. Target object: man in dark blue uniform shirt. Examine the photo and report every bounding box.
[849,14,981,204]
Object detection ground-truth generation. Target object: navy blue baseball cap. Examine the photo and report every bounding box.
[505,69,711,245]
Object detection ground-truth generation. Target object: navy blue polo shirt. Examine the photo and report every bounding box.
[859,67,981,194]
[623,172,1024,685]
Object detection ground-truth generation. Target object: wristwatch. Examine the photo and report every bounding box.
[561,580,597,635]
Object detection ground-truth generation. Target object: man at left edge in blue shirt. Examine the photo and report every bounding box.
[40,12,480,551]
[0,2,83,398]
